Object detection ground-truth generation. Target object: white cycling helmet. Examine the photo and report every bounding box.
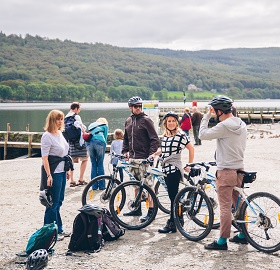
[39,189,53,207]
[26,249,48,270]
[128,96,143,107]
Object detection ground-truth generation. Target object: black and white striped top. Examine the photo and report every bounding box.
[161,131,189,175]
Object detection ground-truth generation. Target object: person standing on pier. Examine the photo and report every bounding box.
[122,96,160,222]
[65,102,88,187]
[41,110,72,241]
[180,107,192,137]
[191,106,203,145]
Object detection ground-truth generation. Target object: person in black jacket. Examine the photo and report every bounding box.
[191,106,203,145]
[122,96,160,222]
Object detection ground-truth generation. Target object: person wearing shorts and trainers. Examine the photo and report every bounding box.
[199,95,247,250]
[65,102,88,187]
[122,96,160,222]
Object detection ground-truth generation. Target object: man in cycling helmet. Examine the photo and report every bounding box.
[122,96,160,222]
[199,95,247,250]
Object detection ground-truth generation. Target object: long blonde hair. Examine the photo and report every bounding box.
[162,116,180,136]
[44,110,64,132]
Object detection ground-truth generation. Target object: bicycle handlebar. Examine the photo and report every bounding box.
[184,161,217,170]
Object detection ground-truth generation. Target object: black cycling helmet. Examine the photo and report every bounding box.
[39,189,53,207]
[26,249,48,270]
[163,111,179,121]
[128,96,143,107]
[78,204,104,218]
[209,96,233,112]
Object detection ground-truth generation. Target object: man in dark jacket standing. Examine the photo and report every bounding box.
[192,106,203,145]
[122,96,160,222]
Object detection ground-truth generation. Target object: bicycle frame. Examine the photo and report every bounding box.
[232,186,265,224]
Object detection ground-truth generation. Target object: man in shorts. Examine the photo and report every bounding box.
[65,102,88,187]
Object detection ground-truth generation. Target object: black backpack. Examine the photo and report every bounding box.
[68,212,103,252]
[102,208,125,241]
[63,114,81,143]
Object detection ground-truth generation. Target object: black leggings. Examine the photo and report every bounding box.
[165,170,181,222]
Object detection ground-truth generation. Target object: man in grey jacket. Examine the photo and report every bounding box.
[199,95,247,250]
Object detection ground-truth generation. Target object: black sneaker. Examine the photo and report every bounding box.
[229,235,248,244]
[205,241,228,250]
[139,209,154,223]
[123,208,142,216]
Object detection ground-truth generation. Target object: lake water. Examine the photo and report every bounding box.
[0,100,279,132]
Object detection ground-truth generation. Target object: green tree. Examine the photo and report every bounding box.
[95,90,106,102]
[0,85,13,99]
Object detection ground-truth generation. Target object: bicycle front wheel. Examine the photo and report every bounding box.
[109,181,158,230]
[173,186,214,241]
[82,175,122,207]
[239,192,280,253]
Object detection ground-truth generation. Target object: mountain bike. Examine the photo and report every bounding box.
[81,153,137,207]
[173,165,215,241]
[82,153,175,214]
[157,161,220,229]
[109,158,162,230]
[229,171,280,253]
[174,168,280,253]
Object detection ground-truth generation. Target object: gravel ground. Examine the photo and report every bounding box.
[0,123,279,269]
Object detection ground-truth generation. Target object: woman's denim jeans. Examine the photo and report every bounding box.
[86,139,106,190]
[44,172,66,233]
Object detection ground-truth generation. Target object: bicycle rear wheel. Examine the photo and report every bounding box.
[155,178,187,214]
[109,181,158,230]
[173,186,214,241]
[239,192,280,253]
[81,175,122,207]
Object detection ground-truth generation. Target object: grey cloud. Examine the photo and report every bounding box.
[1,0,280,50]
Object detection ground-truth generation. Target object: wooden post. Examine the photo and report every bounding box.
[4,123,10,160]
[28,134,33,158]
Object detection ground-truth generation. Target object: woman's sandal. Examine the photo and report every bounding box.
[70,182,77,187]
[77,180,87,186]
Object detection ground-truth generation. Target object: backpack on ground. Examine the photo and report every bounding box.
[102,208,125,241]
[25,222,58,255]
[63,114,81,143]
[68,212,103,252]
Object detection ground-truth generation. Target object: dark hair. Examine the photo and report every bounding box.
[70,102,80,110]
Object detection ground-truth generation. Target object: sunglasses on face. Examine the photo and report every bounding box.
[133,104,142,109]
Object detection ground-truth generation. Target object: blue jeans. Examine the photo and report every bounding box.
[86,139,106,190]
[44,172,66,234]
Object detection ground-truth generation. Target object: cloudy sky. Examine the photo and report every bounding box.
[1,0,280,51]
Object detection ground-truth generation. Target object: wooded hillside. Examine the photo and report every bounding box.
[1,32,280,101]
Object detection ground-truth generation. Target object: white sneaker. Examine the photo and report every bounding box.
[57,234,64,241]
[59,231,71,237]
